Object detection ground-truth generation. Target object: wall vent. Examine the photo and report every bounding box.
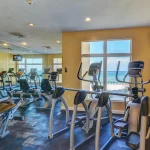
[9,32,25,38]
[4,48,14,50]
[42,46,51,49]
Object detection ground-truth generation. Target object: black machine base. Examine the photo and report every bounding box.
[126,131,140,149]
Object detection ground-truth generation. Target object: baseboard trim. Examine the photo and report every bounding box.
[62,106,124,114]
[61,106,85,111]
[112,110,124,114]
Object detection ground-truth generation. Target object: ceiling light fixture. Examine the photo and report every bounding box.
[4,43,8,46]
[26,0,33,5]
[29,23,34,27]
[56,40,61,43]
[30,50,32,52]
[21,42,27,46]
[85,17,91,22]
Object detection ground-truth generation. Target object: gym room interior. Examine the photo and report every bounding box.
[0,0,150,150]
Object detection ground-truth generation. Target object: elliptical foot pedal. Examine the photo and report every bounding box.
[113,120,128,130]
[76,116,86,121]
[126,131,140,149]
[66,120,82,127]
[13,116,24,121]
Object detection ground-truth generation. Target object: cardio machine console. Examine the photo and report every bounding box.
[88,63,101,76]
[43,68,51,74]
[49,72,59,81]
[128,61,144,77]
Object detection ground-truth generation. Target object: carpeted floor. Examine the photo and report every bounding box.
[0,98,137,150]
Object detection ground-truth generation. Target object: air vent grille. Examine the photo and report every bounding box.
[4,48,13,50]
[42,46,51,49]
[9,32,25,38]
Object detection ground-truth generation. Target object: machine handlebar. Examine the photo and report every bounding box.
[77,63,94,83]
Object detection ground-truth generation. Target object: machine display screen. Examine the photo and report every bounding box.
[13,55,23,61]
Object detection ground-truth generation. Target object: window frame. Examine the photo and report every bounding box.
[81,39,132,100]
[53,58,62,71]
[18,58,43,74]
[53,58,62,83]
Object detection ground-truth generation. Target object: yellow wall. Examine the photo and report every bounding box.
[0,52,16,72]
[0,52,16,84]
[62,27,150,111]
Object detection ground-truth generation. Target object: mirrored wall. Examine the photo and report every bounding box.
[0,41,62,87]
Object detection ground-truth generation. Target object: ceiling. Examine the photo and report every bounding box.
[0,41,39,54]
[0,0,150,54]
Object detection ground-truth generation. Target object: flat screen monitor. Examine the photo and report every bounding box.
[13,55,23,61]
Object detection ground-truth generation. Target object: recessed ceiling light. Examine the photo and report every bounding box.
[21,42,27,46]
[85,17,91,22]
[29,23,34,27]
[56,40,61,43]
[4,43,8,46]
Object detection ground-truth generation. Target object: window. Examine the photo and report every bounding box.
[26,58,42,64]
[18,58,25,70]
[53,58,62,71]
[81,39,131,101]
[107,40,131,53]
[53,58,62,83]
[18,58,43,75]
[26,58,43,75]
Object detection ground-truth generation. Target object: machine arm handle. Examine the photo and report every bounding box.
[142,79,150,85]
[116,61,143,85]
[77,63,94,83]
[98,61,102,84]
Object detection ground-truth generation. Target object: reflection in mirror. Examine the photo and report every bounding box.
[0,41,62,90]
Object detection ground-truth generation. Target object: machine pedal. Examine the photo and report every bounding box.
[76,115,86,121]
[113,120,128,130]
[13,116,24,121]
[66,120,82,127]
[126,131,140,149]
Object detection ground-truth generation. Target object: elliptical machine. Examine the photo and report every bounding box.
[95,61,150,150]
[28,68,41,89]
[77,62,110,130]
[0,71,8,90]
[48,62,107,144]
[69,62,110,150]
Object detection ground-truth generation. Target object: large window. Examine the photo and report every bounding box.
[18,58,43,75]
[53,58,62,83]
[53,58,62,71]
[81,39,131,101]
